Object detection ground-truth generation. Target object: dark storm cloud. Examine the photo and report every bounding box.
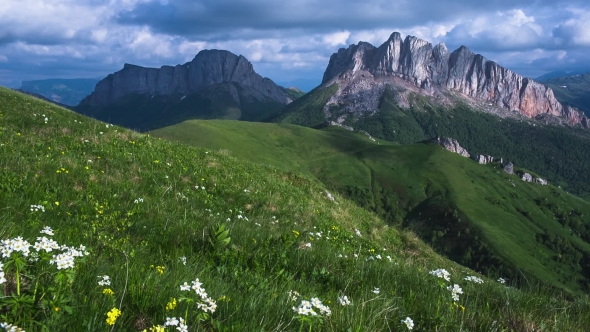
[2,0,590,86]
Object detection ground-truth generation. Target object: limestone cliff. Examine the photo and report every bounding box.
[322,32,588,127]
[81,50,290,107]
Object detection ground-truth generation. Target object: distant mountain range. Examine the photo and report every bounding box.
[19,78,100,106]
[275,78,321,93]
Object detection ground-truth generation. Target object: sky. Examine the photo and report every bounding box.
[1,0,590,88]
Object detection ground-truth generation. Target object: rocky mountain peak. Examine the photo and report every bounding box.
[81,49,290,107]
[321,32,589,128]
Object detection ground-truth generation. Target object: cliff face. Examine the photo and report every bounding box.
[81,50,290,106]
[322,32,588,127]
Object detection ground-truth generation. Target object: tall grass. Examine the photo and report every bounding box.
[1,87,589,331]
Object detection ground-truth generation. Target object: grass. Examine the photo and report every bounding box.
[150,119,590,294]
[1,86,590,331]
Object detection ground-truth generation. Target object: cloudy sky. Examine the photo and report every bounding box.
[1,0,590,88]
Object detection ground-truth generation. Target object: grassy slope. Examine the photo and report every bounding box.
[151,119,590,294]
[3,87,590,331]
[542,74,590,117]
[277,85,590,198]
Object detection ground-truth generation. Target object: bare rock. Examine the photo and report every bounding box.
[81,50,290,107]
[521,173,533,182]
[503,162,514,175]
[429,137,470,157]
[474,154,494,164]
[535,178,548,185]
[321,33,589,128]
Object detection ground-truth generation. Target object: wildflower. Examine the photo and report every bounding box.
[386,255,392,262]
[429,268,451,281]
[447,284,463,302]
[54,201,59,206]
[179,256,187,265]
[156,266,165,274]
[401,317,414,330]
[464,276,484,284]
[180,282,191,291]
[305,243,311,248]
[354,228,362,236]
[338,295,351,306]
[177,318,188,332]
[243,189,250,193]
[134,198,144,204]
[288,290,300,302]
[143,326,165,332]
[166,298,177,310]
[372,287,380,294]
[102,288,115,296]
[33,236,60,253]
[105,308,121,326]
[0,271,5,285]
[30,204,45,212]
[498,278,506,284]
[0,322,25,332]
[40,226,53,235]
[376,254,382,260]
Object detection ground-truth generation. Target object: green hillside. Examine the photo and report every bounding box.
[3,87,590,330]
[542,73,590,117]
[151,119,590,294]
[276,85,590,198]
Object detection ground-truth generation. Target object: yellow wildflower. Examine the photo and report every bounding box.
[54,201,59,206]
[106,308,121,326]
[102,288,115,296]
[165,298,177,310]
[156,266,165,274]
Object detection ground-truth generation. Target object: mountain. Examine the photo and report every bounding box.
[536,70,588,82]
[275,78,322,92]
[20,78,99,106]
[541,73,590,117]
[76,50,293,130]
[316,32,588,128]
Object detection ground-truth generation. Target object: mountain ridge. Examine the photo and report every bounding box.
[321,32,588,128]
[80,49,291,107]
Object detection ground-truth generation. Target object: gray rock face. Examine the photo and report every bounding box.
[429,137,470,157]
[474,154,494,164]
[503,162,514,175]
[521,173,533,182]
[321,32,589,128]
[535,178,548,185]
[81,50,290,107]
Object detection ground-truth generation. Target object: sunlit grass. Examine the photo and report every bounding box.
[1,87,589,331]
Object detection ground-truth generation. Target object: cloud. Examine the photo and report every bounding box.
[1,0,590,86]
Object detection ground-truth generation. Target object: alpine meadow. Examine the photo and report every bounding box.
[4,0,590,331]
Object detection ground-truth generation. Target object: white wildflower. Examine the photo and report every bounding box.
[401,317,414,330]
[98,275,111,286]
[165,317,179,326]
[40,226,53,235]
[464,276,484,284]
[338,295,351,306]
[30,205,45,212]
[372,287,380,294]
[354,228,362,237]
[429,268,451,281]
[179,256,186,265]
[447,284,463,302]
[498,278,506,284]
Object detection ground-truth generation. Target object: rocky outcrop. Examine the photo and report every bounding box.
[429,137,470,157]
[521,173,533,182]
[535,178,548,185]
[321,32,589,128]
[503,162,514,175]
[81,50,290,107]
[473,154,494,164]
